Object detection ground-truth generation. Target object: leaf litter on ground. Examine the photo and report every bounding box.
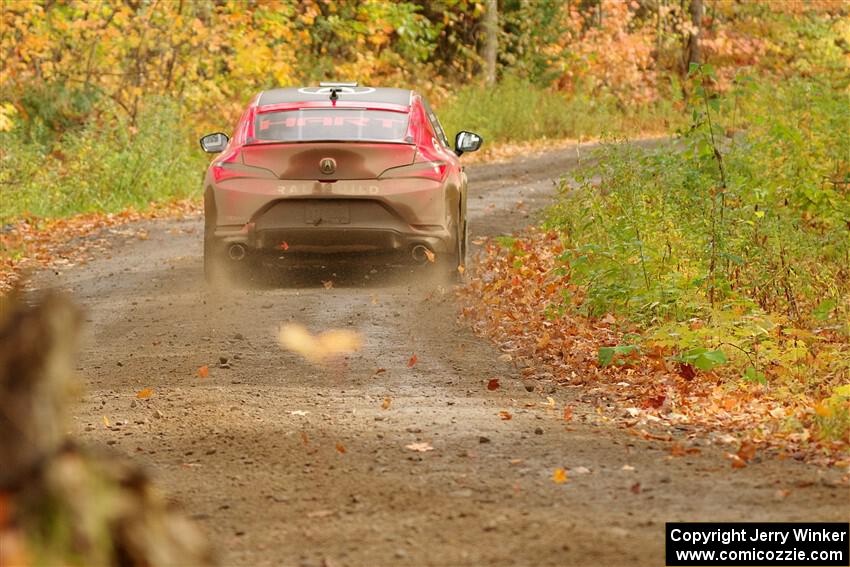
[459,228,849,468]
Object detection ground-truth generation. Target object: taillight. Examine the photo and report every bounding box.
[379,161,448,182]
[211,149,240,182]
[210,150,273,182]
[212,164,243,182]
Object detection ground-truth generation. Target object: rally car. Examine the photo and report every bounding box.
[199,83,482,282]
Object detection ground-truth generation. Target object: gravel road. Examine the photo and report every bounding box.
[34,143,848,567]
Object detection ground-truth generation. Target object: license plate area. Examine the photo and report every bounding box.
[304,201,350,225]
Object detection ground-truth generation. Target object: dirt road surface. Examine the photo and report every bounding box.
[34,144,848,567]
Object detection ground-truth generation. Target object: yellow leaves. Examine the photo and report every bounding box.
[381,397,392,410]
[278,323,362,365]
[424,249,436,263]
[0,103,18,132]
[814,402,833,418]
[102,415,110,428]
[135,388,153,399]
[551,468,568,484]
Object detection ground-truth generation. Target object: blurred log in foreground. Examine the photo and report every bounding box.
[0,291,215,567]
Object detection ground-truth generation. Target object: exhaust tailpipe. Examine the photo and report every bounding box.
[411,244,430,264]
[228,243,247,261]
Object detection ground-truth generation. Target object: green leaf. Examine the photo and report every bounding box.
[812,299,836,321]
[742,366,767,384]
[598,347,615,367]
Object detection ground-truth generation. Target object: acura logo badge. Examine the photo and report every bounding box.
[319,157,336,175]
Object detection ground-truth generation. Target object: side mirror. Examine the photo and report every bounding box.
[200,132,229,153]
[454,131,483,156]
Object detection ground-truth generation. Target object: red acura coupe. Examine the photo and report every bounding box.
[199,82,482,282]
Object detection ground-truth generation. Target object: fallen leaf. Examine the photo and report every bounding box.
[374,367,387,375]
[737,441,757,462]
[729,454,747,469]
[278,323,362,365]
[509,458,524,465]
[621,464,635,471]
[135,388,153,399]
[301,431,309,446]
[102,415,110,428]
[670,443,687,457]
[424,249,436,263]
[487,378,500,391]
[552,468,568,484]
[499,410,512,420]
[405,442,434,452]
[278,241,289,251]
[197,365,209,379]
[571,466,591,475]
[457,264,465,274]
[335,442,346,454]
[630,482,641,494]
[563,406,573,421]
[545,396,556,408]
[677,362,696,380]
[322,280,334,289]
[407,354,417,367]
[290,410,309,416]
[307,509,334,519]
[382,397,391,410]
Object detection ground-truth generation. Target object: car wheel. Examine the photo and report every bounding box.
[203,225,223,284]
[442,220,467,283]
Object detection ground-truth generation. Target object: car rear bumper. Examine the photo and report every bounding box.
[212,198,454,266]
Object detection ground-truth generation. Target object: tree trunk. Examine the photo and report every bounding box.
[685,0,703,71]
[482,0,498,85]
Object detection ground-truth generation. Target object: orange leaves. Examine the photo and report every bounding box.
[1,201,201,293]
[335,442,347,454]
[135,388,153,399]
[278,323,361,365]
[669,443,700,457]
[551,468,568,484]
[728,441,758,468]
[407,354,417,368]
[498,410,512,420]
[562,406,573,421]
[197,365,209,379]
[381,397,392,410]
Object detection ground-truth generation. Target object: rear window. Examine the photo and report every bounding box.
[253,109,410,143]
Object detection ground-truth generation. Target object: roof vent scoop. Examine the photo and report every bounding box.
[320,82,358,102]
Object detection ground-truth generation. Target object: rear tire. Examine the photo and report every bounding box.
[443,220,468,283]
[203,225,225,284]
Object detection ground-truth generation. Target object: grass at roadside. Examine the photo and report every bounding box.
[462,73,850,463]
